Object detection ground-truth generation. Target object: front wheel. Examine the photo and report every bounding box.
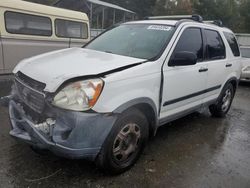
[209,83,235,117]
[96,108,149,174]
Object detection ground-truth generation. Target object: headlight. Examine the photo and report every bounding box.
[52,79,103,111]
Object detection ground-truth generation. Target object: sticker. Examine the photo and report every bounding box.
[147,25,172,31]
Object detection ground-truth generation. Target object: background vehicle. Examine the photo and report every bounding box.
[3,15,241,174]
[240,46,250,81]
[0,0,90,74]
[236,34,250,81]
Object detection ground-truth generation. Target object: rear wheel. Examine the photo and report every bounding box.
[209,83,235,117]
[96,108,149,174]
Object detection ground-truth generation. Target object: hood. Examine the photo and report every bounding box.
[14,48,145,92]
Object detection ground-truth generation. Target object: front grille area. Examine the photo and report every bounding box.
[16,71,46,91]
[15,73,46,114]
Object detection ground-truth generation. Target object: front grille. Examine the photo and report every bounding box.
[15,74,46,113]
[16,71,46,91]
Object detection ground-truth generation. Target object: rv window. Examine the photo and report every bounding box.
[55,19,88,39]
[5,11,52,36]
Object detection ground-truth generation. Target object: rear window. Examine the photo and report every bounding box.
[5,11,52,36]
[205,29,226,60]
[55,19,88,39]
[223,32,240,57]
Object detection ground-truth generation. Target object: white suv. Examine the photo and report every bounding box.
[3,15,242,174]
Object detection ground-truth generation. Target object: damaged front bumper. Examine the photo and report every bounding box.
[8,99,117,160]
[0,95,12,107]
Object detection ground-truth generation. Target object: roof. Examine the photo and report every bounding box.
[127,20,234,33]
[87,0,135,13]
[126,20,178,26]
[0,0,89,21]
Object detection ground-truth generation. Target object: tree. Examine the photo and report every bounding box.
[24,0,250,33]
[153,0,192,15]
[103,0,157,18]
[193,0,241,32]
[240,0,250,32]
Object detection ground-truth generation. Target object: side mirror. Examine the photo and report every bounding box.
[169,51,197,66]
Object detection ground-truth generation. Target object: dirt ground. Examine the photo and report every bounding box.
[0,78,249,188]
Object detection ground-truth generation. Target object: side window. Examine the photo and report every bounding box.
[204,29,225,60]
[55,19,88,39]
[223,32,240,57]
[5,11,52,36]
[172,28,203,62]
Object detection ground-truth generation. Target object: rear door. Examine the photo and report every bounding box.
[223,32,241,79]
[203,29,227,103]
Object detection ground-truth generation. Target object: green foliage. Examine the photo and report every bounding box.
[193,0,241,32]
[240,0,250,32]
[103,0,157,18]
[24,0,250,32]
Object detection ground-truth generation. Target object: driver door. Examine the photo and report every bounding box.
[160,27,208,120]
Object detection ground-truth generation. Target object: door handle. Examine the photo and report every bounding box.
[199,67,208,72]
[226,63,232,67]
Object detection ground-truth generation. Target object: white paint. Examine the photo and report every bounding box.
[14,48,145,92]
[13,20,242,124]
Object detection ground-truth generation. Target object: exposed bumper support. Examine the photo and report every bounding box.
[8,100,118,160]
[0,95,12,107]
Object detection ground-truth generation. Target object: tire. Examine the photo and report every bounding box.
[209,83,235,117]
[96,108,149,174]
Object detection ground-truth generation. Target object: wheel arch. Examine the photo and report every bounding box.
[113,98,158,137]
[223,76,239,93]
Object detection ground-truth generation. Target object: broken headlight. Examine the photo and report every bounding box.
[52,79,104,111]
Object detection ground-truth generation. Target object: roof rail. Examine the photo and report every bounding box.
[145,14,203,23]
[204,20,223,27]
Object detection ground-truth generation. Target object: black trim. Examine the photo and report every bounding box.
[199,68,208,72]
[97,62,143,77]
[163,85,221,106]
[226,64,232,67]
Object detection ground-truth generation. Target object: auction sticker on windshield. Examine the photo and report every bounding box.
[147,25,172,31]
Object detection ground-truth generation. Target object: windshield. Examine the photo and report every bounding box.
[85,24,174,60]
